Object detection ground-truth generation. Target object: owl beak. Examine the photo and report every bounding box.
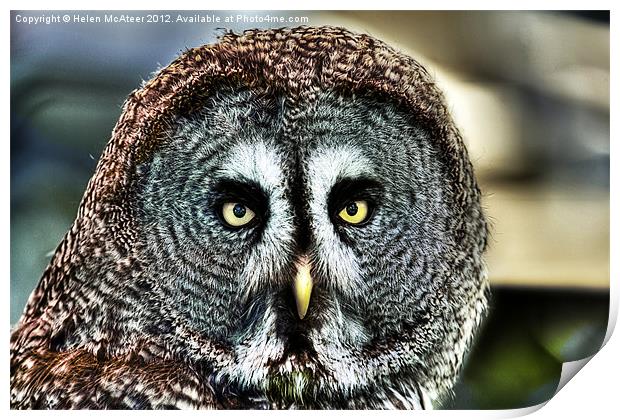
[293,258,313,320]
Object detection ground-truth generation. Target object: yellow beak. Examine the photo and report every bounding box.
[293,258,313,320]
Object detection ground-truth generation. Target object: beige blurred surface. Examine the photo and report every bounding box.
[482,182,609,288]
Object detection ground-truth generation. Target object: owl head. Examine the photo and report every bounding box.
[16,26,488,409]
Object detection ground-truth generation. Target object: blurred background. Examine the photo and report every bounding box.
[10,10,609,409]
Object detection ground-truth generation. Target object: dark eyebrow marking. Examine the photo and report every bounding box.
[211,178,270,218]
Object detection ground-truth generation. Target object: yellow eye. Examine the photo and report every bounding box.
[337,200,369,225]
[221,202,256,227]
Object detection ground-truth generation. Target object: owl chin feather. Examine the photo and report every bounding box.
[265,370,314,407]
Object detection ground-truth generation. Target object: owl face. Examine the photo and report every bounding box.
[134,85,479,407]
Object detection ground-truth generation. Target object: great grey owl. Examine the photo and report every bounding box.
[11,26,489,409]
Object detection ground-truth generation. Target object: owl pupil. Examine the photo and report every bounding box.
[233,203,246,218]
[346,202,358,216]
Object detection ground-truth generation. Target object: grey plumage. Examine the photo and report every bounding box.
[11,26,489,409]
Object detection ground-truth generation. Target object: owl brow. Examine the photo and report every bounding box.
[210,178,269,214]
[327,177,384,215]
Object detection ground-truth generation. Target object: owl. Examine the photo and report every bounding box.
[10,26,489,409]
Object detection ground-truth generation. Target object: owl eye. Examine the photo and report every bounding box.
[221,202,256,228]
[337,200,369,225]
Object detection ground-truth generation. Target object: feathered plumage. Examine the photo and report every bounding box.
[11,26,489,409]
